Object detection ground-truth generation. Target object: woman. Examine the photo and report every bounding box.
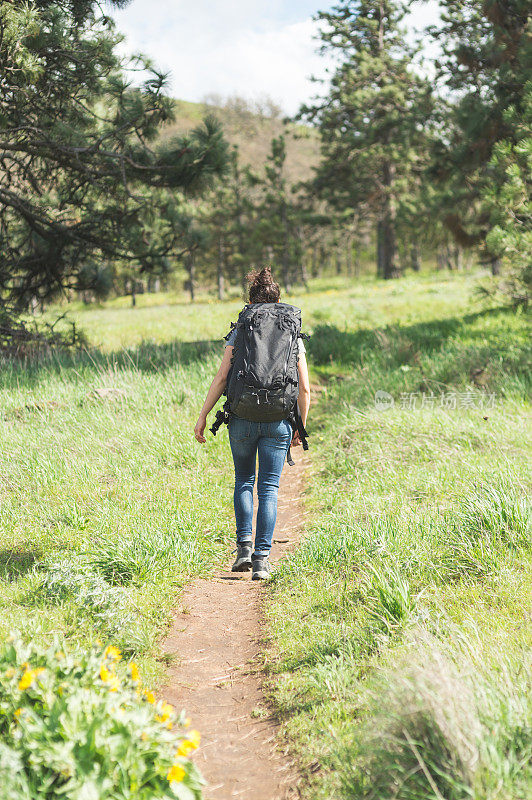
[194,267,311,580]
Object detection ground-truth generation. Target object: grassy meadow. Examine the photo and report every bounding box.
[265,277,531,798]
[1,268,530,797]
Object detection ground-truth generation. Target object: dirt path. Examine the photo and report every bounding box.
[161,454,309,800]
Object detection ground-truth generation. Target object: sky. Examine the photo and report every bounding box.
[109,1,441,115]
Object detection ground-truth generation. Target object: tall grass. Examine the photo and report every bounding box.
[0,344,234,683]
[265,280,531,799]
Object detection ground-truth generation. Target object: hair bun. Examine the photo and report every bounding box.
[246,266,281,304]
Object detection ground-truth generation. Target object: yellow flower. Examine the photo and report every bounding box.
[104,645,121,662]
[129,662,140,682]
[18,668,45,691]
[99,663,111,683]
[176,731,200,757]
[156,702,174,723]
[55,652,64,660]
[167,764,185,783]
[108,676,120,692]
[189,729,201,748]
[141,732,148,741]
[14,708,23,718]
[144,690,155,704]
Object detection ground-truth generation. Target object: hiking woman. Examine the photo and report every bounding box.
[194,267,310,580]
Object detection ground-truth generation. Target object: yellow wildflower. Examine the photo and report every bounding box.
[14,708,23,718]
[167,764,185,783]
[104,645,121,662]
[129,662,140,682]
[144,690,155,704]
[156,702,174,723]
[108,675,120,692]
[18,668,45,691]
[99,663,111,683]
[176,730,200,758]
[189,729,201,748]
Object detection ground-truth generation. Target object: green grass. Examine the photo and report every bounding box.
[264,277,531,799]
[0,343,235,685]
[2,267,530,797]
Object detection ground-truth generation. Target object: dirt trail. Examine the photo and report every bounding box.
[161,454,308,800]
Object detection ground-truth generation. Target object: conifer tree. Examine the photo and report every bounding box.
[0,0,228,322]
[302,0,433,278]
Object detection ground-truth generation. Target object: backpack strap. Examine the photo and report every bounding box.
[209,399,232,436]
[286,403,309,465]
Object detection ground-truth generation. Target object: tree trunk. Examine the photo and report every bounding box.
[336,248,342,275]
[381,161,399,279]
[345,237,353,275]
[410,243,421,272]
[377,221,385,278]
[280,203,291,292]
[186,252,196,302]
[311,245,319,277]
[217,236,225,301]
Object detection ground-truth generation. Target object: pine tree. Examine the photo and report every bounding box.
[302,0,434,279]
[431,0,530,275]
[0,0,228,323]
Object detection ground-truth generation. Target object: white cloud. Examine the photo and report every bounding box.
[110,1,330,115]
[110,0,441,115]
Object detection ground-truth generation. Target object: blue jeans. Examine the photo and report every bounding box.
[228,417,292,556]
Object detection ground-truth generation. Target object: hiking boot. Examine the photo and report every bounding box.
[251,555,271,581]
[231,544,252,572]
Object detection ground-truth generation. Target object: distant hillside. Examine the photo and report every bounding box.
[160,97,320,186]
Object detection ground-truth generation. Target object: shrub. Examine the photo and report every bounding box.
[0,635,204,799]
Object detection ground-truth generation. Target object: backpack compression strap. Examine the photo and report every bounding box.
[286,404,309,466]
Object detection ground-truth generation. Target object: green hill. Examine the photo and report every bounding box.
[161,97,320,185]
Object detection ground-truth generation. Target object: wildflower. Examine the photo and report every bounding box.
[189,729,201,748]
[14,708,23,718]
[176,731,200,757]
[144,690,155,704]
[108,675,120,692]
[104,645,121,662]
[167,764,185,783]
[99,664,111,683]
[18,668,45,691]
[156,702,173,723]
[129,662,140,682]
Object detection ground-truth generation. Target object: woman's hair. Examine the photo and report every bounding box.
[247,267,281,304]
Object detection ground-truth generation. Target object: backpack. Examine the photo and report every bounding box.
[210,302,309,463]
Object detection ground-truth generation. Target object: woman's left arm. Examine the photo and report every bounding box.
[194,346,233,443]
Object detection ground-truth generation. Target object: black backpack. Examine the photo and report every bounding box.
[210,302,309,464]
